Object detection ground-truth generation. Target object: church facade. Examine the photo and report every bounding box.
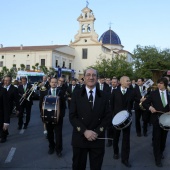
[0,6,132,79]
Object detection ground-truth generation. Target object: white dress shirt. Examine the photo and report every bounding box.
[86,86,96,105]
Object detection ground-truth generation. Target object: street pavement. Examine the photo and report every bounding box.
[0,100,170,170]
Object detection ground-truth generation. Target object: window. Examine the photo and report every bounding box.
[0,61,3,67]
[69,63,71,69]
[56,60,58,67]
[41,59,45,66]
[26,65,30,70]
[82,48,88,59]
[62,61,65,68]
[2,55,4,59]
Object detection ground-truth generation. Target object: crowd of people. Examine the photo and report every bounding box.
[0,69,170,169]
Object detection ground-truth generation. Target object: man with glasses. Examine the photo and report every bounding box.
[69,68,111,170]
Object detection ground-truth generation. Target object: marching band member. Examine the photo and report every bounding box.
[69,68,111,170]
[110,76,134,167]
[38,75,50,112]
[142,77,170,167]
[18,77,34,130]
[0,85,9,143]
[134,78,149,137]
[66,79,79,109]
[106,77,118,147]
[44,77,65,157]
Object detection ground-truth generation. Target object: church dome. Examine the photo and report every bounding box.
[99,29,121,45]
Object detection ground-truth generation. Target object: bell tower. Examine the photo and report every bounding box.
[70,5,100,45]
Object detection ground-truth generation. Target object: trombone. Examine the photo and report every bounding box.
[26,82,41,101]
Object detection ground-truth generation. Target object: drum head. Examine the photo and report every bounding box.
[112,110,129,125]
[159,113,170,129]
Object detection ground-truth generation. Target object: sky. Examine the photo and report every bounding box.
[0,0,170,53]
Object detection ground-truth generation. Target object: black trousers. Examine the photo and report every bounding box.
[135,109,149,134]
[18,101,32,127]
[152,123,168,163]
[72,147,105,170]
[113,124,131,161]
[46,117,63,153]
[106,122,114,141]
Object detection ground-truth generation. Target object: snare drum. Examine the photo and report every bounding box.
[41,95,60,124]
[112,110,132,130]
[159,112,170,131]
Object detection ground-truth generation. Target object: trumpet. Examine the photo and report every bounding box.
[139,89,148,110]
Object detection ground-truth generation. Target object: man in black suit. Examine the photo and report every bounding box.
[142,77,170,167]
[0,86,9,143]
[106,77,118,147]
[66,79,79,109]
[44,77,65,157]
[96,76,110,93]
[110,76,134,167]
[2,76,20,142]
[69,68,111,170]
[18,77,34,129]
[134,78,149,137]
[3,76,20,116]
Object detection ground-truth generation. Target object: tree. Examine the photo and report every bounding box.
[40,65,48,74]
[35,63,39,70]
[132,45,170,79]
[89,54,133,79]
[20,64,25,71]
[32,66,36,71]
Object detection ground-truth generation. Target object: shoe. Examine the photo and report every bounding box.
[23,125,27,129]
[137,133,142,137]
[18,126,22,130]
[113,154,119,159]
[156,161,163,167]
[143,133,148,137]
[161,154,164,159]
[122,160,131,167]
[56,152,62,158]
[106,141,112,147]
[48,148,54,155]
[0,138,7,143]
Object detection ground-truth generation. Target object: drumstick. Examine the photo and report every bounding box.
[97,138,113,140]
[43,123,47,135]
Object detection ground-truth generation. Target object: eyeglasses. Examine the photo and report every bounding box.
[85,74,97,78]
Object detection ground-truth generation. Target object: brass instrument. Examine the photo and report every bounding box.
[139,89,148,111]
[27,82,41,101]
[39,82,47,91]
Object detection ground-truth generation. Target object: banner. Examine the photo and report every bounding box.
[57,68,62,78]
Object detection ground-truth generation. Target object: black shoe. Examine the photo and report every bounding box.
[143,133,148,137]
[48,148,54,155]
[106,141,112,147]
[156,161,163,167]
[18,126,22,130]
[161,154,164,159]
[0,138,7,143]
[137,133,142,137]
[122,160,131,167]
[23,125,27,129]
[56,152,62,158]
[113,154,119,159]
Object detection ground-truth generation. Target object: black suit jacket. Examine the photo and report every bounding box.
[142,89,170,124]
[69,87,111,148]
[18,83,33,105]
[110,86,134,116]
[6,85,20,113]
[0,87,10,124]
[66,84,80,98]
[96,82,110,93]
[134,85,146,110]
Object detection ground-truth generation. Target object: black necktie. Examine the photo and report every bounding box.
[89,90,93,109]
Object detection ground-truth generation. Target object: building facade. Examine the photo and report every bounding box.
[0,6,132,79]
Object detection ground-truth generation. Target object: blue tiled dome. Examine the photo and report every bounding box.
[99,29,121,45]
